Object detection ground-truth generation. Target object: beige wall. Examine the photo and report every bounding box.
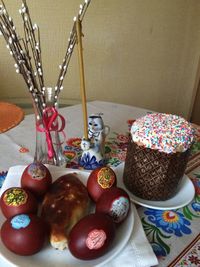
[1,0,200,119]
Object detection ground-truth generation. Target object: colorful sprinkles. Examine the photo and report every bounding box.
[131,113,195,154]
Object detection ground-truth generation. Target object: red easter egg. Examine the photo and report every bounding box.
[87,167,117,202]
[0,187,38,219]
[68,213,116,260]
[21,162,52,198]
[96,187,130,224]
[1,214,47,255]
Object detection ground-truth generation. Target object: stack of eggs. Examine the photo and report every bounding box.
[0,162,52,255]
[68,166,131,260]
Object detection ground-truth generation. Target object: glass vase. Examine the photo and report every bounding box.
[33,87,66,167]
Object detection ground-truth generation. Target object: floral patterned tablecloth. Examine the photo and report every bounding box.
[0,101,199,266]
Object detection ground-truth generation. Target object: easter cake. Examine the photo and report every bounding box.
[123,113,194,201]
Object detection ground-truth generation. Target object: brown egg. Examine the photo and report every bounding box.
[0,187,38,219]
[1,214,47,255]
[87,167,117,202]
[21,162,52,198]
[68,213,116,260]
[95,187,130,224]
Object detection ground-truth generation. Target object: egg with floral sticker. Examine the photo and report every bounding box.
[87,167,117,202]
[68,213,116,260]
[0,187,38,218]
[1,214,47,255]
[21,162,52,198]
[96,187,130,224]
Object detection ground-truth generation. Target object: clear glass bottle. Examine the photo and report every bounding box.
[34,87,66,166]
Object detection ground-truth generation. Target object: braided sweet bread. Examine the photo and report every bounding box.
[42,173,90,250]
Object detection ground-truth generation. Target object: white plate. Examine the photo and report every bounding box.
[0,165,134,267]
[115,164,195,210]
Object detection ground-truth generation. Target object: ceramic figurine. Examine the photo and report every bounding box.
[79,114,110,170]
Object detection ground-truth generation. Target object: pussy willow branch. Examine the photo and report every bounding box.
[55,0,91,101]
[0,8,33,92]
[21,0,45,91]
[0,0,45,116]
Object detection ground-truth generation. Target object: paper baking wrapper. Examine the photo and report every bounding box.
[123,140,190,201]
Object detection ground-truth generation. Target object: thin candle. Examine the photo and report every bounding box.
[76,18,88,139]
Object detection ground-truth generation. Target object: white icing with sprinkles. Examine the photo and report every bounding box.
[131,113,195,154]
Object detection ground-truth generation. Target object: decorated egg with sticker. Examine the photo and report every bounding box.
[96,187,130,224]
[1,214,47,255]
[68,213,116,260]
[87,167,117,202]
[21,162,52,198]
[0,187,38,218]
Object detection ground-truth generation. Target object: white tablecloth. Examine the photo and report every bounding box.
[0,101,158,267]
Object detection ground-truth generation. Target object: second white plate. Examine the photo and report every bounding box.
[115,164,195,210]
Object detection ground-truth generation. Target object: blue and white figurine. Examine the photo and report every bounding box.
[79,114,110,170]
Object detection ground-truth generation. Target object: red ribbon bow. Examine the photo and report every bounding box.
[36,107,66,159]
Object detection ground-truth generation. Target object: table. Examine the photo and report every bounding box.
[0,101,199,267]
